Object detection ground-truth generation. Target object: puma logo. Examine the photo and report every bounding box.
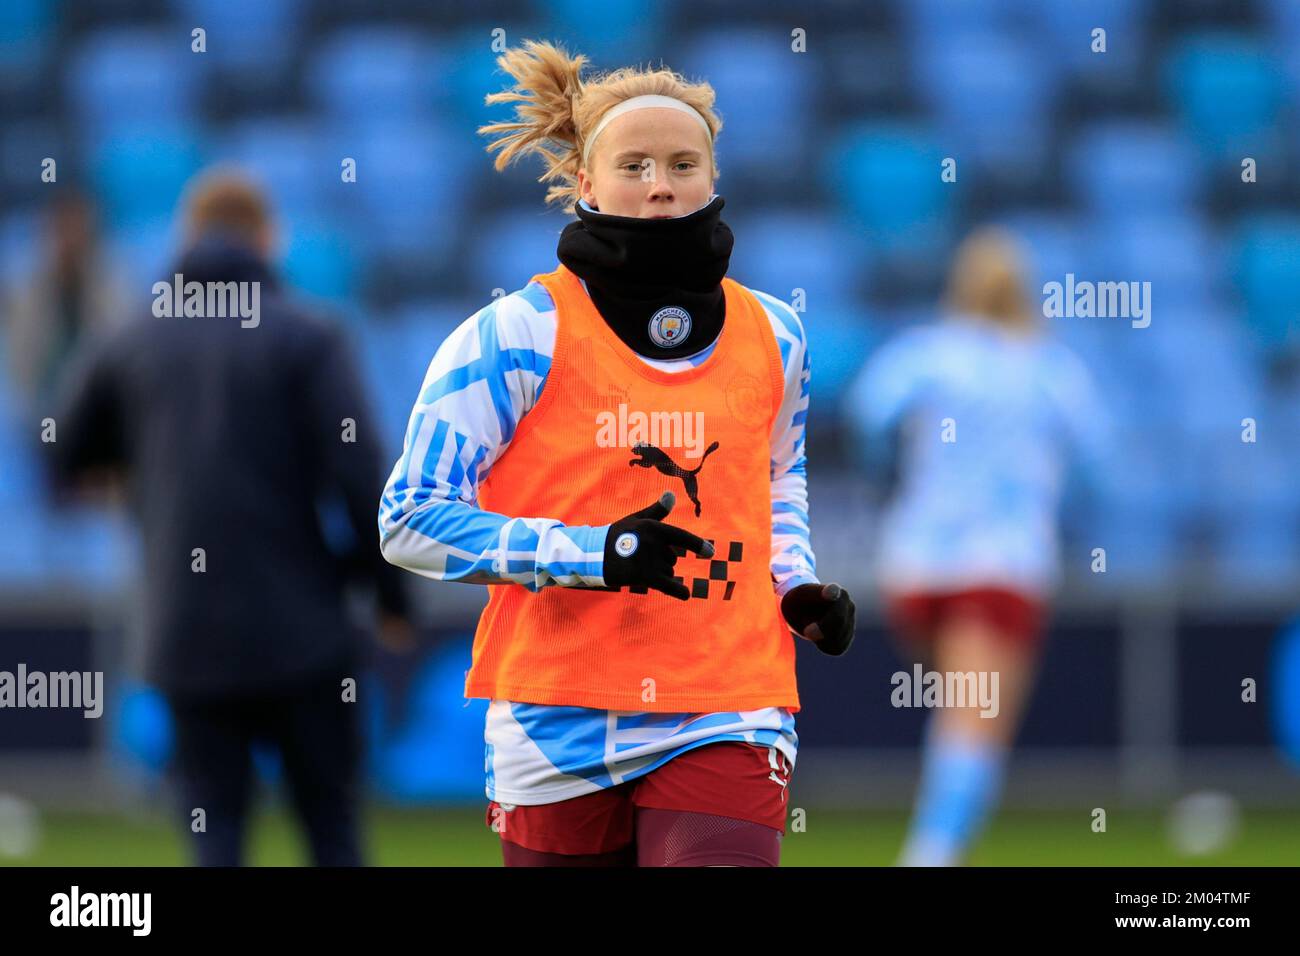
[628,441,720,517]
[768,748,791,793]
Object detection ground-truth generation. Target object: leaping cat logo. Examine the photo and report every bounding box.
[628,441,720,517]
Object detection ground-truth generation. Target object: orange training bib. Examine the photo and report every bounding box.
[464,263,799,712]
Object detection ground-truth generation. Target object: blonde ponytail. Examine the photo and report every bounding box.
[478,39,722,214]
[944,226,1037,332]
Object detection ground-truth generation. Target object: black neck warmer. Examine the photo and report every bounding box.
[556,194,734,359]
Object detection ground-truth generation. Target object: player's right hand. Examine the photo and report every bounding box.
[602,490,714,600]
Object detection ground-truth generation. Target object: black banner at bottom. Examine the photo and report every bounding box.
[0,866,1288,942]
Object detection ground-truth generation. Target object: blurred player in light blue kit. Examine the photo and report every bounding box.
[843,227,1110,866]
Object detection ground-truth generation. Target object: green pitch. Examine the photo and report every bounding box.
[6,807,1299,866]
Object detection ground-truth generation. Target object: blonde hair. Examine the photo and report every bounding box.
[180,166,272,249]
[944,225,1036,331]
[477,39,723,214]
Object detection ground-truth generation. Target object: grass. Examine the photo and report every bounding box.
[6,806,1299,866]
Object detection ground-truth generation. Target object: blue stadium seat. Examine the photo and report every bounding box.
[540,0,669,65]
[1086,428,1183,587]
[1141,302,1236,411]
[439,30,521,130]
[330,121,476,263]
[803,301,879,413]
[1212,434,1299,514]
[44,508,136,589]
[1052,325,1125,411]
[910,30,1056,175]
[1213,521,1300,587]
[1164,32,1286,159]
[104,219,179,295]
[278,213,363,304]
[360,301,466,452]
[359,317,416,454]
[1263,0,1300,41]
[395,301,465,377]
[1262,0,1300,104]
[66,29,199,131]
[89,123,206,229]
[1067,122,1204,218]
[1101,346,1182,434]
[1262,381,1300,472]
[1228,213,1300,350]
[728,208,868,307]
[0,0,52,77]
[823,122,952,256]
[1080,512,1183,592]
[1209,439,1300,585]
[307,27,447,122]
[1168,309,1265,437]
[0,414,40,508]
[466,208,572,296]
[677,30,815,184]
[896,0,1020,37]
[1033,0,1144,82]
[1088,212,1220,306]
[0,119,64,201]
[0,509,48,583]
[169,0,306,72]
[212,117,330,219]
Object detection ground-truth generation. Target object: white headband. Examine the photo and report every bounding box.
[580,94,713,167]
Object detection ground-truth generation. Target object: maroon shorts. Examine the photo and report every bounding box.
[885,586,1046,646]
[485,741,792,857]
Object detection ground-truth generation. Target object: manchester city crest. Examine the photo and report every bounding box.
[647,306,691,348]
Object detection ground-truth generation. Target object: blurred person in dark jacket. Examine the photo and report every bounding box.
[48,169,412,866]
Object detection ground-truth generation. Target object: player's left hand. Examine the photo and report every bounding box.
[781,582,856,656]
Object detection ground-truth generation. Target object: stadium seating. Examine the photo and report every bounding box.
[1066,122,1205,218]
[823,121,953,257]
[66,29,199,132]
[1228,213,1300,350]
[0,1,1295,595]
[1164,32,1286,160]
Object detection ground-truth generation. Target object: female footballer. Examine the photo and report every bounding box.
[844,227,1109,866]
[379,39,855,867]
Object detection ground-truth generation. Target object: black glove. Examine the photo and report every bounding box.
[602,490,713,600]
[781,582,856,656]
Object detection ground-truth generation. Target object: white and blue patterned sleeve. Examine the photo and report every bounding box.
[752,290,819,598]
[840,325,930,475]
[378,285,609,590]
